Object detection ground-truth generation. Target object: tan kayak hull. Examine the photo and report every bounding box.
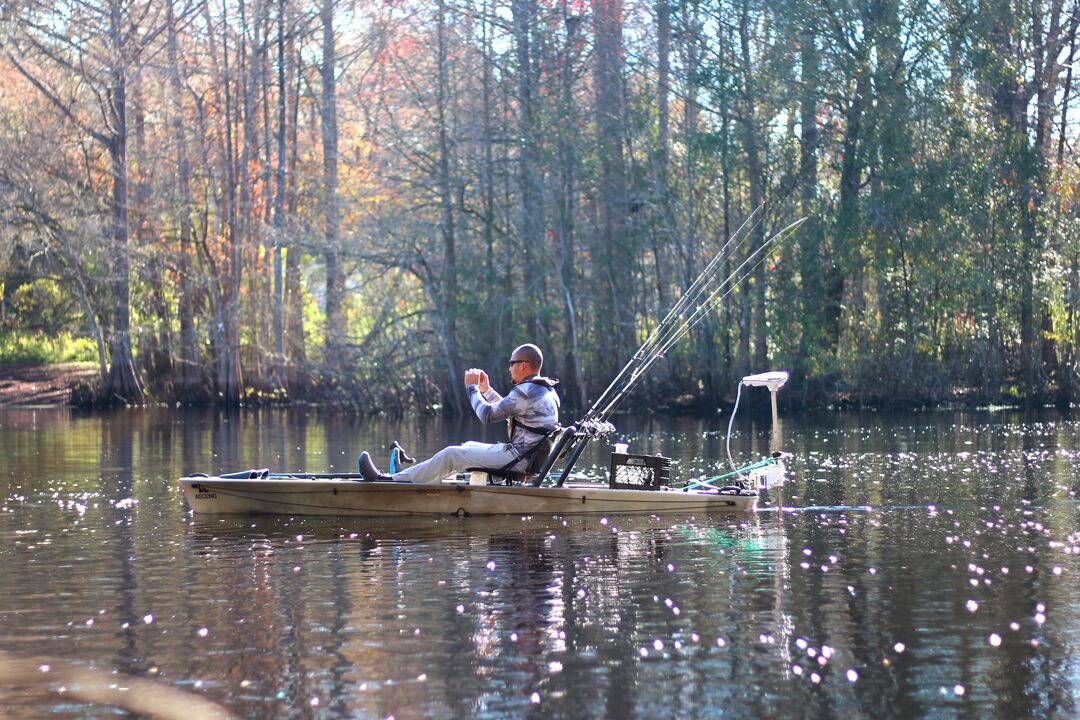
[179,477,756,517]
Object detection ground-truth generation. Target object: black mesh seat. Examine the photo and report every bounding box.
[466,427,568,486]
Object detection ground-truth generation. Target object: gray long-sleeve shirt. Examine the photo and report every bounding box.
[467,378,561,456]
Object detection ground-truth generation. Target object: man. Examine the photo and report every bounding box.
[357,343,560,484]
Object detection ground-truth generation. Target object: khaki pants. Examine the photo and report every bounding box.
[393,441,520,485]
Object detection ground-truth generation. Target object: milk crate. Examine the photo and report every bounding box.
[609,452,672,490]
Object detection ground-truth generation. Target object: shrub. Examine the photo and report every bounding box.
[0,332,98,365]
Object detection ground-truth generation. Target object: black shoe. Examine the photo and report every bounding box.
[391,441,415,464]
[357,451,392,482]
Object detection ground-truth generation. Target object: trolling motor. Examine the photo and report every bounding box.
[727,371,789,491]
[534,206,806,488]
[674,370,790,495]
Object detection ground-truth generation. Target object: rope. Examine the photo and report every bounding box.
[725,380,744,477]
[682,457,774,490]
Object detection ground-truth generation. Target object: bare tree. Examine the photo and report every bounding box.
[321,0,344,364]
[593,0,631,373]
[166,0,202,399]
[6,0,180,402]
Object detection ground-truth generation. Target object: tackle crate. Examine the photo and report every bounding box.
[609,452,672,490]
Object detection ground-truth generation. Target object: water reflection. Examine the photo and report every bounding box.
[179,514,780,718]
[0,407,1078,718]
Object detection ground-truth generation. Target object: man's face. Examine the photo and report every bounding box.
[508,355,535,384]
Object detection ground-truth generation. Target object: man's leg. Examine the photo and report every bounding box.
[393,442,518,485]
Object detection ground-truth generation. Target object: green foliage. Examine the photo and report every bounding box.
[2,0,1077,409]
[0,331,97,364]
[7,278,82,333]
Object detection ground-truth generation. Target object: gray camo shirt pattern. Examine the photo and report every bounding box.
[468,378,561,457]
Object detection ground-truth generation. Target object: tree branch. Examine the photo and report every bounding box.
[6,51,113,148]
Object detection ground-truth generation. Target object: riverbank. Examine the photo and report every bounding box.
[0,362,97,406]
[1,361,1070,412]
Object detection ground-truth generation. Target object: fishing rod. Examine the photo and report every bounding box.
[581,203,767,423]
[535,213,806,487]
[591,216,807,421]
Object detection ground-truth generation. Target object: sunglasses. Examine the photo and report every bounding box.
[508,359,530,367]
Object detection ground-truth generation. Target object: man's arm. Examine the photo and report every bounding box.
[469,384,525,424]
[465,368,503,403]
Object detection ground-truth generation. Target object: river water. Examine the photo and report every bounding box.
[1,406,1078,718]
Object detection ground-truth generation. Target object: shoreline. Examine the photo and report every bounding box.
[0,362,98,407]
[0,362,1073,413]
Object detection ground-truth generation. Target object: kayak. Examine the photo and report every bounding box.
[179,473,758,517]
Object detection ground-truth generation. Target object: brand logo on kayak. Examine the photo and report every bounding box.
[190,482,218,499]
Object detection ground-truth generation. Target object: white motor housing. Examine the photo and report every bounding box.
[749,459,786,490]
[741,370,789,391]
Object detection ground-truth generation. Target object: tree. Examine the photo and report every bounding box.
[166,0,203,399]
[6,0,179,402]
[593,0,632,374]
[321,0,344,365]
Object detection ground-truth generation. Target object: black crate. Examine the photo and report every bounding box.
[609,452,672,490]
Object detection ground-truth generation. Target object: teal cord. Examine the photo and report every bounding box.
[682,457,774,490]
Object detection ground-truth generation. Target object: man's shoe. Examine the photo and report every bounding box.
[357,451,392,482]
[391,441,415,464]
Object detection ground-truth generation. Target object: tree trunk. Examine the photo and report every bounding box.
[271,0,288,390]
[797,3,821,375]
[1068,254,1080,403]
[436,0,463,409]
[557,6,586,409]
[239,0,264,391]
[101,0,143,403]
[738,0,767,374]
[651,0,671,310]
[870,0,913,381]
[219,0,244,404]
[72,274,109,381]
[167,1,203,399]
[321,0,344,366]
[1056,11,1079,405]
[833,67,868,360]
[1057,9,1078,166]
[480,0,499,360]
[594,0,630,373]
[285,28,306,387]
[513,0,544,340]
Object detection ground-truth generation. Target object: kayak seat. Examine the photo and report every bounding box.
[466,427,565,483]
[465,427,569,486]
[465,469,528,486]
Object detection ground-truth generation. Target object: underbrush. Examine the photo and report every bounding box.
[0,332,98,365]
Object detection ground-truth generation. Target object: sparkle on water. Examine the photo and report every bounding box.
[0,407,1078,718]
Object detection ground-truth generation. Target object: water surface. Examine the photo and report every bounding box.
[1,407,1079,718]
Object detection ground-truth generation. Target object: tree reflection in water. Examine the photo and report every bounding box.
[1,407,1079,718]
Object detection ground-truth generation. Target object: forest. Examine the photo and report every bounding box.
[0,0,1078,412]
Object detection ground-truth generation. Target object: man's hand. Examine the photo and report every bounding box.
[464,368,482,387]
[478,370,490,394]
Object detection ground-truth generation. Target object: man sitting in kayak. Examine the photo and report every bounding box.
[357,343,560,484]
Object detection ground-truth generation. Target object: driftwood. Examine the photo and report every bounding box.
[0,650,236,719]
